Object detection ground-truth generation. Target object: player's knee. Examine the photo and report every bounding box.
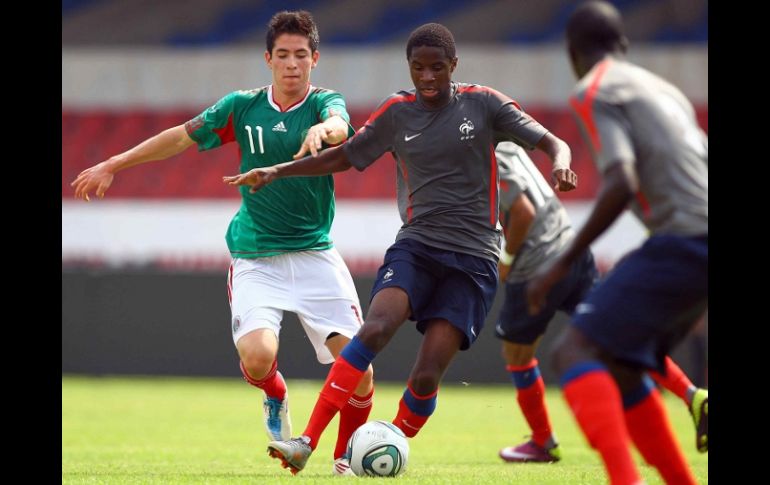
[240,351,276,380]
[409,370,440,396]
[358,317,400,353]
[550,326,596,376]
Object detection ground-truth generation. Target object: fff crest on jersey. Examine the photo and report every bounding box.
[459,118,475,141]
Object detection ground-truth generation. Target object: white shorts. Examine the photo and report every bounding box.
[227,248,364,364]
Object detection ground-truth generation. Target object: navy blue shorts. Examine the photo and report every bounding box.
[370,238,498,350]
[573,234,708,374]
[495,250,598,344]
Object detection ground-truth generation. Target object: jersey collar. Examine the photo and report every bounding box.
[268,84,312,113]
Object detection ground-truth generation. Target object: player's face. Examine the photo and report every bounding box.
[265,33,319,96]
[408,45,457,109]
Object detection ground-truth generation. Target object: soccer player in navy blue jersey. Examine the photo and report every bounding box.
[224,23,577,474]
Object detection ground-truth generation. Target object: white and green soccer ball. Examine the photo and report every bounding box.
[346,420,409,477]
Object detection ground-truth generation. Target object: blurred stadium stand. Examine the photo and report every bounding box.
[62,0,707,46]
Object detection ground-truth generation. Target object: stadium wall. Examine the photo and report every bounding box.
[62,270,706,386]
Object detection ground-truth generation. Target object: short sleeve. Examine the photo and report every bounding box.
[184,92,238,151]
[343,94,400,171]
[486,88,548,149]
[316,91,355,139]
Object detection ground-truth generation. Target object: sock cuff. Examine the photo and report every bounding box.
[508,363,542,389]
[622,374,656,410]
[240,359,277,387]
[505,358,539,372]
[560,361,607,388]
[403,384,438,417]
[340,336,376,371]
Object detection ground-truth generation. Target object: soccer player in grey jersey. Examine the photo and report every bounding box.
[527,2,707,484]
[225,23,577,474]
[494,142,707,465]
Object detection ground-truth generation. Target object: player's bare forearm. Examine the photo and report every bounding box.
[224,145,352,193]
[294,115,351,158]
[536,132,577,191]
[71,125,194,201]
[498,193,536,281]
[320,115,350,145]
[503,193,536,256]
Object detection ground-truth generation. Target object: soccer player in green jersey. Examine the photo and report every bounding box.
[71,10,373,476]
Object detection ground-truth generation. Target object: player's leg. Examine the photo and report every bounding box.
[229,258,292,441]
[553,327,643,485]
[267,287,410,474]
[392,250,497,438]
[266,242,426,474]
[392,318,465,437]
[555,234,706,484]
[325,333,374,475]
[614,364,697,485]
[286,248,376,467]
[495,281,559,462]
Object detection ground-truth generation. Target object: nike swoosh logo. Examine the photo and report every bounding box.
[404,133,422,141]
[400,419,419,431]
[330,381,349,392]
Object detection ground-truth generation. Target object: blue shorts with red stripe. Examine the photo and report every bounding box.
[370,238,498,350]
[572,233,708,374]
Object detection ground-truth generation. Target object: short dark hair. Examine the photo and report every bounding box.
[266,10,319,54]
[406,23,456,60]
[566,1,626,54]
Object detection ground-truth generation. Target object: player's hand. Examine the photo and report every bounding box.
[552,168,578,192]
[70,161,115,201]
[526,259,570,315]
[294,124,335,159]
[498,261,511,282]
[223,167,277,193]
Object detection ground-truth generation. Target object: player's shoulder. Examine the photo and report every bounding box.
[572,59,642,104]
[226,87,269,102]
[310,86,341,96]
[372,89,418,113]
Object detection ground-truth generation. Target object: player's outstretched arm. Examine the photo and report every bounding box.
[536,132,577,192]
[526,162,635,314]
[294,115,350,159]
[224,144,352,193]
[71,125,195,201]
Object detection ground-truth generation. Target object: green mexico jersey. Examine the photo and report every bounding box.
[184,85,355,258]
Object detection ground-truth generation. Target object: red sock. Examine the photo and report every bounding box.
[507,360,553,447]
[240,360,286,400]
[649,357,694,404]
[302,357,365,450]
[563,368,641,485]
[334,388,374,459]
[392,384,437,438]
[625,389,697,485]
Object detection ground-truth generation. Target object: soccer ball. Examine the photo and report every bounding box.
[346,420,409,477]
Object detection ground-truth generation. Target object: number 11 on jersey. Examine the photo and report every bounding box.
[244,125,264,154]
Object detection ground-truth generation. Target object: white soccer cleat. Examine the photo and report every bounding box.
[332,455,355,476]
[263,392,292,441]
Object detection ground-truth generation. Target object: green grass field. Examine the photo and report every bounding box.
[62,376,707,484]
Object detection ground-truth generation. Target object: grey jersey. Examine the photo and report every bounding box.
[344,82,548,261]
[497,142,573,283]
[570,59,708,235]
